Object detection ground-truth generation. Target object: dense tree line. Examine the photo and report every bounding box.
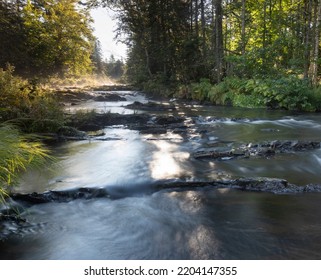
[0,0,96,77]
[91,41,126,79]
[93,0,321,90]
[3,0,321,89]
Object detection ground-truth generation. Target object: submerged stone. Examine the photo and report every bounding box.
[126,101,176,111]
[194,140,321,160]
[93,94,127,102]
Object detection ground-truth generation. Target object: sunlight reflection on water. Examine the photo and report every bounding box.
[149,140,191,180]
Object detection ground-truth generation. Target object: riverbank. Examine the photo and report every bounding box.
[173,77,321,112]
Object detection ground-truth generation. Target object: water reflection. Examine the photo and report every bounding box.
[65,91,148,115]
[149,140,191,180]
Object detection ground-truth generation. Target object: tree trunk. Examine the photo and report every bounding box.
[262,0,267,50]
[310,0,321,86]
[241,0,246,55]
[213,0,224,83]
[145,47,153,77]
[304,0,313,80]
[200,0,206,55]
[190,0,194,32]
[195,0,199,37]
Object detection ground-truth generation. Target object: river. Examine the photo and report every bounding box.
[1,90,321,259]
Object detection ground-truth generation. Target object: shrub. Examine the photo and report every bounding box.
[256,77,313,111]
[183,75,320,111]
[0,66,64,132]
[191,78,212,101]
[142,73,175,97]
[306,87,321,112]
[0,65,31,120]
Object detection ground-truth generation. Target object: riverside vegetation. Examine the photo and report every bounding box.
[181,76,321,111]
[0,67,57,203]
[2,0,321,205]
[0,66,126,202]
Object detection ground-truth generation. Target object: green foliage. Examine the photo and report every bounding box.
[0,125,51,201]
[113,0,192,87]
[0,66,64,132]
[100,0,321,94]
[0,65,32,119]
[306,87,321,112]
[1,0,94,78]
[70,109,97,127]
[188,76,321,111]
[105,55,126,80]
[0,1,26,74]
[142,73,176,97]
[191,79,212,101]
[259,77,313,111]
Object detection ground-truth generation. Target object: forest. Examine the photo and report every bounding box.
[98,0,321,111]
[2,0,321,196]
[2,0,321,111]
[3,1,321,263]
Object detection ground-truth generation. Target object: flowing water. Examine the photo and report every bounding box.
[1,91,321,260]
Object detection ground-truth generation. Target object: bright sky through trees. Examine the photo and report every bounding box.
[90,7,127,60]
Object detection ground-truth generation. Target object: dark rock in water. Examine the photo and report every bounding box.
[0,214,29,240]
[229,177,293,193]
[56,90,94,102]
[0,199,30,240]
[129,115,186,135]
[126,101,176,111]
[91,113,150,127]
[269,140,320,151]
[194,148,239,160]
[139,128,167,135]
[193,116,252,124]
[194,140,320,160]
[172,127,188,135]
[95,137,122,141]
[90,113,186,135]
[91,85,134,91]
[0,214,26,223]
[157,177,321,194]
[13,187,110,205]
[154,115,185,125]
[93,94,127,102]
[304,184,321,192]
[57,126,87,140]
[77,123,102,132]
[6,177,321,221]
[138,126,167,135]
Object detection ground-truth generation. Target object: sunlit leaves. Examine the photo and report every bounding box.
[0,66,64,130]
[1,0,95,77]
[0,125,51,201]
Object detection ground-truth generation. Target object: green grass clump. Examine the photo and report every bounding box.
[0,125,51,203]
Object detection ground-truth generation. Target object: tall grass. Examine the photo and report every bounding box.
[0,125,51,203]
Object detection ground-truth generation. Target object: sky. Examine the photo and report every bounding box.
[90,7,128,61]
